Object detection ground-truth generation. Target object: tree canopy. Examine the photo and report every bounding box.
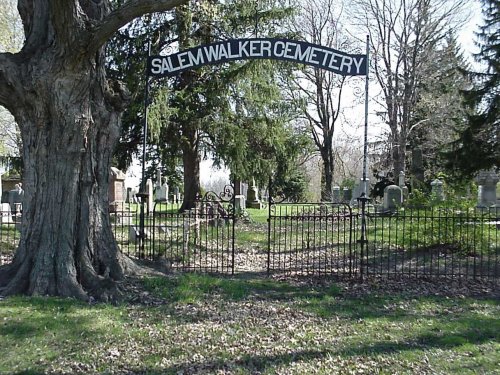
[444,0,500,178]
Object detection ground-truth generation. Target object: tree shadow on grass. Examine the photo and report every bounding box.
[111,317,499,375]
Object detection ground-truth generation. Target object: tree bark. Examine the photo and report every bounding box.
[320,147,334,202]
[179,124,201,211]
[0,0,186,300]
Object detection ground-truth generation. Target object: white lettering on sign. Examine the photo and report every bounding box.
[148,39,367,77]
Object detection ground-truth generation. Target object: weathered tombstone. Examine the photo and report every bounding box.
[383,185,402,211]
[399,171,408,199]
[173,186,180,203]
[146,178,154,214]
[351,184,362,203]
[398,171,405,187]
[332,186,341,203]
[351,178,370,205]
[342,187,352,203]
[155,177,169,203]
[125,187,132,203]
[109,167,126,212]
[431,178,444,202]
[0,203,13,224]
[476,170,499,207]
[234,194,246,213]
[247,178,263,209]
[8,184,24,214]
[128,226,149,244]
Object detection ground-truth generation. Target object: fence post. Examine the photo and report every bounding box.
[357,195,370,280]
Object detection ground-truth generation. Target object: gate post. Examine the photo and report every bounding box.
[357,195,370,280]
[267,176,272,276]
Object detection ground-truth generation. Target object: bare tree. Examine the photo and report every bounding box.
[288,0,360,200]
[0,0,186,301]
[351,0,467,177]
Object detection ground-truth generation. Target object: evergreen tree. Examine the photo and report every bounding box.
[108,0,305,210]
[445,0,500,177]
[409,32,470,181]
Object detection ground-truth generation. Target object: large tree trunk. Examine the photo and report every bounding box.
[320,148,334,202]
[0,0,186,300]
[0,53,132,300]
[179,124,201,211]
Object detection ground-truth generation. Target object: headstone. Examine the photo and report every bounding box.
[351,178,370,204]
[0,203,12,224]
[234,195,246,213]
[109,167,126,212]
[431,178,444,202]
[8,184,23,214]
[146,178,154,214]
[383,185,402,211]
[351,184,362,203]
[173,186,180,203]
[128,226,149,244]
[398,171,405,188]
[125,187,132,203]
[155,178,169,203]
[398,171,409,199]
[342,187,352,203]
[156,168,162,188]
[247,178,263,209]
[476,170,499,207]
[332,186,341,203]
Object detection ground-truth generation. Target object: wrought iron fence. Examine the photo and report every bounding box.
[1,202,499,281]
[363,206,499,279]
[0,214,20,265]
[267,202,359,277]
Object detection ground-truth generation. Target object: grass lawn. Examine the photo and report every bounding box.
[1,273,499,374]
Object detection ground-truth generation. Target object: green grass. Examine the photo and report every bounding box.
[1,274,498,374]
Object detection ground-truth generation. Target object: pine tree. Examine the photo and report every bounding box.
[409,32,470,181]
[109,0,304,210]
[445,0,500,177]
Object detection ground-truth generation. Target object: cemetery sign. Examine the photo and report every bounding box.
[147,38,367,77]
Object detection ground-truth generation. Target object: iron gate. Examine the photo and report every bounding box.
[267,202,360,277]
[110,186,236,274]
[152,187,236,273]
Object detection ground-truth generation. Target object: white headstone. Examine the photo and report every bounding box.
[0,203,13,224]
[476,170,499,207]
[398,171,405,188]
[383,185,402,211]
[431,178,444,202]
[146,178,154,214]
[156,168,162,187]
[155,178,169,202]
[234,194,246,213]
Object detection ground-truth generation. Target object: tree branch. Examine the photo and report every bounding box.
[18,0,51,54]
[89,0,188,53]
[0,52,22,111]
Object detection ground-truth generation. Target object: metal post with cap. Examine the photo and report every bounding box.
[357,35,370,279]
[137,40,152,255]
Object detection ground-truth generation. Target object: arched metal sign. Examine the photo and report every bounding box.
[147,38,367,77]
